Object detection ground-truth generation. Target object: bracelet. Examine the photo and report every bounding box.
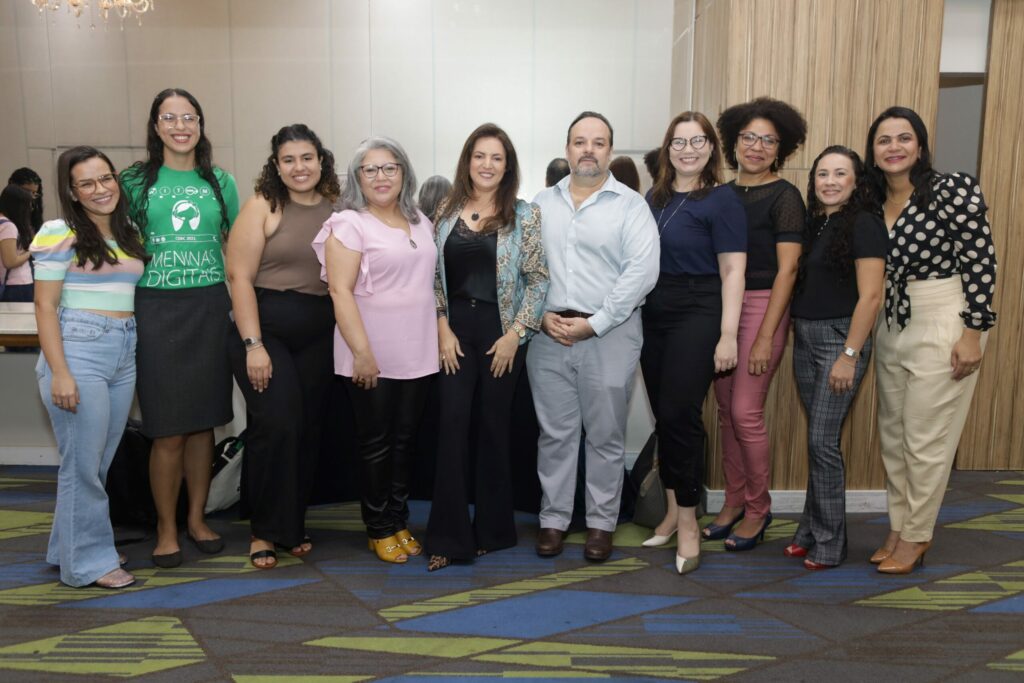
[838,354,857,366]
[245,341,264,352]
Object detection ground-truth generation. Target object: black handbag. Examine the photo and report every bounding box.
[630,432,667,529]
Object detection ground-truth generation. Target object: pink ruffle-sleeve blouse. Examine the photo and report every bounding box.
[313,208,439,379]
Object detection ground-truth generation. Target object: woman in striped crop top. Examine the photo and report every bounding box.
[30,146,148,589]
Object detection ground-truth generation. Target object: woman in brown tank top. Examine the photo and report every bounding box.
[225,124,341,569]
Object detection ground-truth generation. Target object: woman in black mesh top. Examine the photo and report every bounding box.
[708,98,807,550]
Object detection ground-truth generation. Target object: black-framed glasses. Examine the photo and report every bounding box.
[72,174,118,194]
[158,113,201,127]
[669,136,709,151]
[738,131,780,149]
[359,163,402,179]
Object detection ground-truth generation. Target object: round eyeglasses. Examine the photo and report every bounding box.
[669,136,708,151]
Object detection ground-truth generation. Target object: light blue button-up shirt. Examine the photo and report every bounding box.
[532,173,660,337]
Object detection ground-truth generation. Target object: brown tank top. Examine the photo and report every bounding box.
[254,198,334,295]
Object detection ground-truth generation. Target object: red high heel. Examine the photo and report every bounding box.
[783,543,808,558]
[803,558,837,570]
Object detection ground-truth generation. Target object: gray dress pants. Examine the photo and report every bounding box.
[526,310,642,532]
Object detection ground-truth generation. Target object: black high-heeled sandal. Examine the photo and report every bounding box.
[724,513,773,552]
[701,510,745,540]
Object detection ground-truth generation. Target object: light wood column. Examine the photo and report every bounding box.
[684,0,945,490]
[956,0,1024,470]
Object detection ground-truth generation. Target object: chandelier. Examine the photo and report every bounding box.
[30,1,154,28]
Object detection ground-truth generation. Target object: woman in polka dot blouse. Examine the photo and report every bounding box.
[864,106,996,575]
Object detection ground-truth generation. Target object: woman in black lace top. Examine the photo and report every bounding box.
[865,106,996,575]
[705,98,807,551]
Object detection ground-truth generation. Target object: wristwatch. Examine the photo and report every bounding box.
[842,346,859,358]
[243,337,262,349]
[511,321,526,339]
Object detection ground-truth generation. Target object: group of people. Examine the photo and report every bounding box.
[24,86,995,589]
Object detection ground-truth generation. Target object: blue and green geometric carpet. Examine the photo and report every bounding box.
[1,466,1023,681]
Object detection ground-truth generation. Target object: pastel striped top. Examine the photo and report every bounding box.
[29,220,145,312]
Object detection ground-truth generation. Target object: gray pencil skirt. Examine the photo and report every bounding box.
[134,283,233,439]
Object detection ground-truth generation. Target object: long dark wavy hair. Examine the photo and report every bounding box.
[0,184,34,251]
[439,123,521,233]
[8,167,43,233]
[57,146,148,269]
[650,111,722,208]
[798,145,869,284]
[863,106,937,212]
[253,124,341,213]
[124,88,231,234]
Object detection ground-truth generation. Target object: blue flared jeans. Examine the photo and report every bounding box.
[36,308,137,586]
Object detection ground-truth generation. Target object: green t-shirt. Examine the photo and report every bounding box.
[123,165,240,289]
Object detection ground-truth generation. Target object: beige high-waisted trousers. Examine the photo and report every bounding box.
[874,277,987,542]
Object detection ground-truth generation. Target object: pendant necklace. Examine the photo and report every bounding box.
[471,211,480,221]
[372,209,416,248]
[657,193,689,237]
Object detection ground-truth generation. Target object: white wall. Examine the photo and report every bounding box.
[1,0,674,216]
[940,0,991,73]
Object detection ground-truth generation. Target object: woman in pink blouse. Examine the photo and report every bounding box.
[313,137,438,564]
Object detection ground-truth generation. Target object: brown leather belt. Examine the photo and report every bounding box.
[553,309,593,319]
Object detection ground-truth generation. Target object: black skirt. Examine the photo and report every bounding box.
[135,283,233,438]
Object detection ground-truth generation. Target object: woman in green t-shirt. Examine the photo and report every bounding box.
[121,88,240,569]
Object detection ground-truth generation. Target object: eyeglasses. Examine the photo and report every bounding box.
[738,131,780,150]
[72,174,118,194]
[359,163,401,179]
[157,113,201,127]
[669,136,709,151]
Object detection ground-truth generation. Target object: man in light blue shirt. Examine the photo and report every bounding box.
[527,111,660,561]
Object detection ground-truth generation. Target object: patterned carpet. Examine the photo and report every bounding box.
[1,466,1023,682]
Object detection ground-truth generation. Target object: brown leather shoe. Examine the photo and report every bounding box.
[535,527,565,557]
[584,528,613,561]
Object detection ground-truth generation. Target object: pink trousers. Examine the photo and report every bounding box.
[713,289,789,519]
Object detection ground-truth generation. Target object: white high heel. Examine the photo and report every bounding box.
[641,529,677,547]
[675,553,701,575]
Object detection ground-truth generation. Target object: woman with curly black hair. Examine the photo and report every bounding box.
[121,88,240,568]
[865,107,996,574]
[785,146,885,569]
[226,124,340,568]
[706,97,807,551]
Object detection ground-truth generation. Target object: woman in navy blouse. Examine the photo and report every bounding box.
[865,106,996,574]
[639,111,747,575]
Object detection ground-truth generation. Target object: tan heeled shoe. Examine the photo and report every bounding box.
[395,528,422,556]
[877,541,930,574]
[368,535,408,563]
[870,531,901,564]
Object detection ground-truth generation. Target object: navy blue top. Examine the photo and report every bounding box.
[647,185,747,275]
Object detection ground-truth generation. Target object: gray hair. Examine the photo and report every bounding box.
[417,175,452,223]
[339,136,420,224]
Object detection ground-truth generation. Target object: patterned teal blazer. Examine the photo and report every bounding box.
[434,199,548,344]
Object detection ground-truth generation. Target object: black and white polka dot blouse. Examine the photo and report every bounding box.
[884,172,996,332]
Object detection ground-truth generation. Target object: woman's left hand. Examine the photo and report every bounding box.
[748,335,773,376]
[951,329,983,381]
[714,335,738,373]
[486,330,519,378]
[829,357,856,394]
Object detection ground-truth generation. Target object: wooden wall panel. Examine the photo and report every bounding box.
[958,0,1024,470]
[688,0,944,490]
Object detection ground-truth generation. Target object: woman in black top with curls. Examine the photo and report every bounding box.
[865,106,996,575]
[786,146,886,570]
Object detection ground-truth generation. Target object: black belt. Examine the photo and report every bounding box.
[553,309,593,319]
